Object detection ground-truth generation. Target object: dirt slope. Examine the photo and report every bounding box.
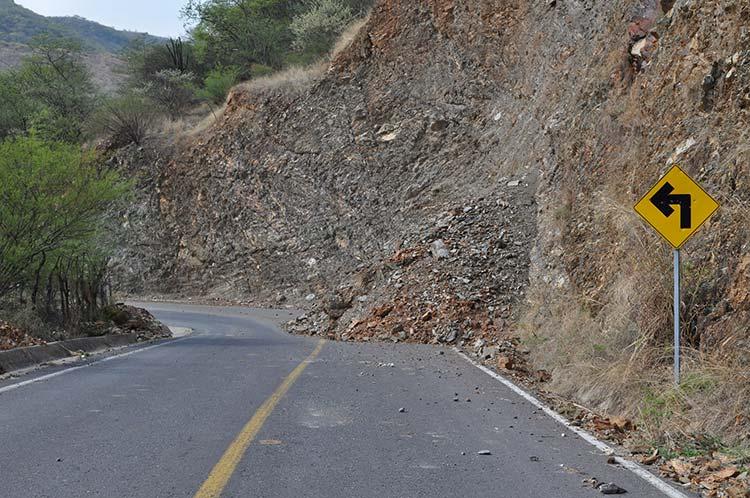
[114,0,750,451]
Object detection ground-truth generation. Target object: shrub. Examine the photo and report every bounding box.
[142,69,197,120]
[125,37,198,87]
[89,91,156,146]
[290,0,354,56]
[198,66,240,105]
[249,63,275,78]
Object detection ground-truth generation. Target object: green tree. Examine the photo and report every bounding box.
[182,0,298,71]
[0,69,35,140]
[16,36,99,143]
[0,136,129,297]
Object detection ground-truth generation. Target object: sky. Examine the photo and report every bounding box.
[15,0,190,38]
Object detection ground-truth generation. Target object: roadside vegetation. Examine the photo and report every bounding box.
[0,36,130,340]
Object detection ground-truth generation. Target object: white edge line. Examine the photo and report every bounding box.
[453,348,689,498]
[0,336,192,395]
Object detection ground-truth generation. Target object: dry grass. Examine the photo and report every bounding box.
[191,104,227,136]
[522,280,750,448]
[331,15,370,59]
[522,189,750,450]
[152,102,228,142]
[233,14,369,95]
[236,63,329,94]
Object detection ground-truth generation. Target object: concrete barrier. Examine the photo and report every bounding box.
[0,333,144,375]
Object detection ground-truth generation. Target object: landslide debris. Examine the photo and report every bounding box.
[99,303,173,340]
[289,188,536,348]
[0,321,44,351]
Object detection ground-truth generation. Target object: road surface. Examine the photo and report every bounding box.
[0,303,684,497]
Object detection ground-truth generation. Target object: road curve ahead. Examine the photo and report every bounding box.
[0,303,683,498]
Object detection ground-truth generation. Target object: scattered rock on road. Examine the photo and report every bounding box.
[598,482,627,494]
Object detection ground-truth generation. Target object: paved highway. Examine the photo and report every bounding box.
[0,303,684,497]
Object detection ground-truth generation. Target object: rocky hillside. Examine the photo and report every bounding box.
[115,0,750,449]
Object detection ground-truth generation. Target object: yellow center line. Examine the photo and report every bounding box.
[194,339,326,498]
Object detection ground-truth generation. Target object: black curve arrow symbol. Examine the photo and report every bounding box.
[650,182,692,229]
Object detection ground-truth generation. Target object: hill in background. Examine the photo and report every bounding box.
[0,0,169,92]
[0,0,165,52]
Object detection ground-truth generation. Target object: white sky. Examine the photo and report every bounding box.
[15,0,190,38]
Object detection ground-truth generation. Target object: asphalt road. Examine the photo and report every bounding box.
[0,303,684,498]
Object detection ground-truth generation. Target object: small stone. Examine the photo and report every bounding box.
[430,239,450,259]
[482,346,498,359]
[507,180,521,187]
[497,355,514,370]
[305,293,316,301]
[598,483,627,494]
[398,407,406,413]
[477,450,492,456]
[607,456,617,465]
[530,456,540,462]
[440,329,457,344]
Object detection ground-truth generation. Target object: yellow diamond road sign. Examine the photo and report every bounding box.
[634,165,719,248]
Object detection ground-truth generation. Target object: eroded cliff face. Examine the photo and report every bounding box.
[115,0,546,340]
[114,0,750,435]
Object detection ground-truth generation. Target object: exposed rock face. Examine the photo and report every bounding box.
[114,0,750,421]
[115,1,546,323]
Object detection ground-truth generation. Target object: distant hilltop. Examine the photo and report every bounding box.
[0,0,166,52]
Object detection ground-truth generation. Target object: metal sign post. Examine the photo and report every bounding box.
[634,165,719,387]
[673,249,680,386]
